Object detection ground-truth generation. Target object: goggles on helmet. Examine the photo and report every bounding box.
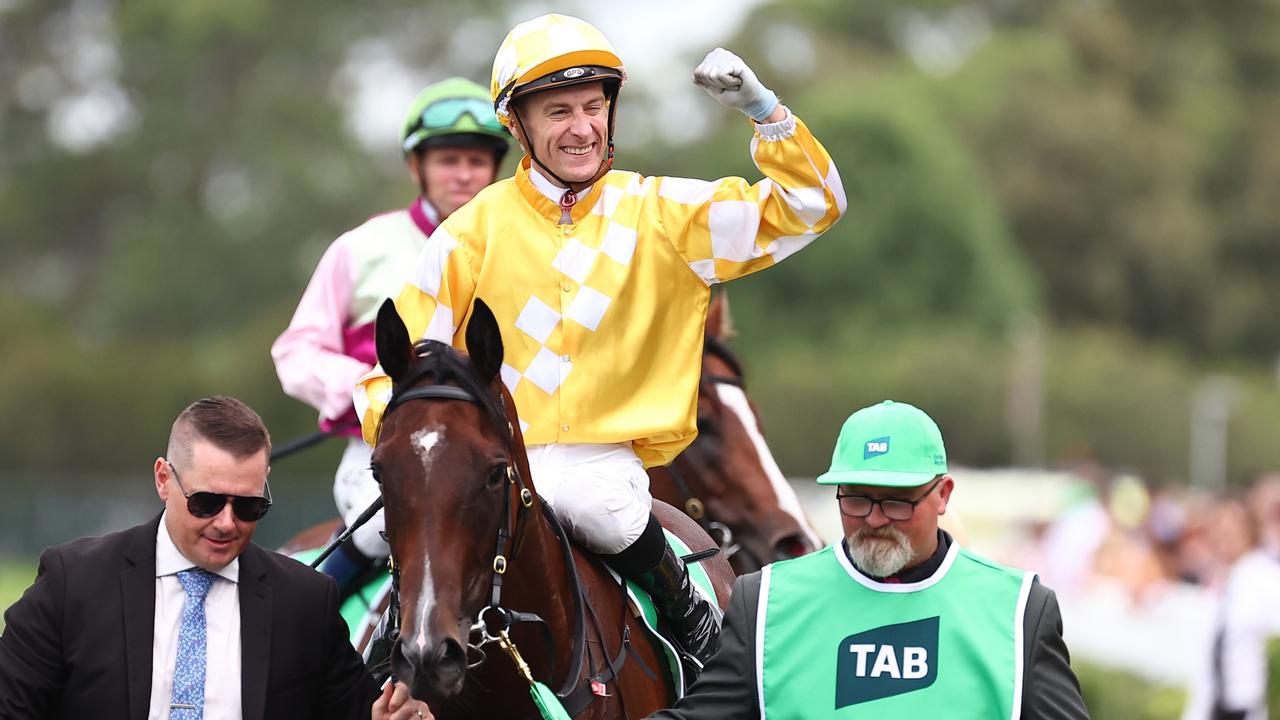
[402,96,506,155]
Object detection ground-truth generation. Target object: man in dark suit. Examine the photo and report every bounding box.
[0,395,384,719]
[647,400,1091,720]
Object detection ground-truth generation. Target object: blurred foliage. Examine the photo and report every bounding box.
[736,319,1280,483]
[728,0,1280,360]
[1076,660,1185,719]
[0,0,1278,491]
[0,561,37,632]
[1269,637,1280,715]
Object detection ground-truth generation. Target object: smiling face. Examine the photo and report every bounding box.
[155,440,268,571]
[511,81,609,187]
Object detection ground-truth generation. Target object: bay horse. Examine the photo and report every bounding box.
[278,294,818,644]
[371,297,734,717]
[648,293,824,574]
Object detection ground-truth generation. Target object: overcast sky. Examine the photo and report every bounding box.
[341,0,769,154]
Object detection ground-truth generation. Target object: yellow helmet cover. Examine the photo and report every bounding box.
[491,14,626,128]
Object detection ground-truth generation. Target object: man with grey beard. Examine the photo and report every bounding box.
[647,399,1090,719]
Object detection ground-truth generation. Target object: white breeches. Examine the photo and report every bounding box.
[528,443,653,555]
[333,438,388,558]
[334,440,651,558]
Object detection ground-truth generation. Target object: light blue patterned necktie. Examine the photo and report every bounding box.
[170,568,216,719]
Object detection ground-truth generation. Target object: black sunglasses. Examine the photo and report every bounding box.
[166,460,272,522]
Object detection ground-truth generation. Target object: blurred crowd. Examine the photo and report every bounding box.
[1016,468,1280,605]
[1001,467,1280,717]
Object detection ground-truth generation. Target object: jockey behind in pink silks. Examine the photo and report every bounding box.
[272,78,510,594]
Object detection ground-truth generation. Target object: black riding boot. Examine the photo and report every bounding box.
[604,514,722,682]
[635,543,722,677]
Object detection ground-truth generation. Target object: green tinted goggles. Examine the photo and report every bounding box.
[403,97,504,154]
[424,95,494,126]
[416,97,500,132]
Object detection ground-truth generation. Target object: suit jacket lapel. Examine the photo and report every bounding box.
[239,545,272,720]
[122,515,161,720]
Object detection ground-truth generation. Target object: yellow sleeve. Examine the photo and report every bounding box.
[355,227,477,445]
[656,110,846,285]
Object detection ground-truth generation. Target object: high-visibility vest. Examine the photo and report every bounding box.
[758,543,1034,719]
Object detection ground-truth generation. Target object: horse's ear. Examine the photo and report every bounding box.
[465,298,504,384]
[705,290,735,339]
[376,298,413,383]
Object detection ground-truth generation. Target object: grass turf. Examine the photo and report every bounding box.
[0,560,37,631]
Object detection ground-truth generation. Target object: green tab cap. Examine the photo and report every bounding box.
[816,400,947,487]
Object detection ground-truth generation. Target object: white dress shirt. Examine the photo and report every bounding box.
[148,512,243,719]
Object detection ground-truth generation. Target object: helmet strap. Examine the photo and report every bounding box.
[600,86,619,175]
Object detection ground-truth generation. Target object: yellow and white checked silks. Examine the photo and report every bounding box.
[356,110,846,467]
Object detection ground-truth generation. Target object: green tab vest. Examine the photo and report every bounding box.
[757,543,1033,719]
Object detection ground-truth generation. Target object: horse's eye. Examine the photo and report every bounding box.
[486,464,508,488]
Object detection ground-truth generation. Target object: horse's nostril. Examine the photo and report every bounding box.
[392,638,419,680]
[774,534,810,560]
[438,637,467,670]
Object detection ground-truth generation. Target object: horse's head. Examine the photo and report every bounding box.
[371,298,526,701]
[670,293,823,572]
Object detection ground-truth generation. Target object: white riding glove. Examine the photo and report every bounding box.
[692,48,779,122]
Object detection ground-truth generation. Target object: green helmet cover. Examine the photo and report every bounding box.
[401,77,510,156]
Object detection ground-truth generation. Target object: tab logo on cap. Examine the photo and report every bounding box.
[864,436,890,460]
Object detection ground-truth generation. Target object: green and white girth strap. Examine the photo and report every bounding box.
[756,543,1035,720]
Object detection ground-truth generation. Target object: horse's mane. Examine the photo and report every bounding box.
[703,333,745,383]
[398,339,511,435]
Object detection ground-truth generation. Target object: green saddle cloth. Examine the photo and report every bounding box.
[291,548,392,647]
[620,529,717,698]
[294,530,717,697]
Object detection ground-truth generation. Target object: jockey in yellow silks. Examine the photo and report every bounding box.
[355,13,846,679]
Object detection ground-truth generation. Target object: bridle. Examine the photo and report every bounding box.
[376,375,633,716]
[382,380,534,612]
